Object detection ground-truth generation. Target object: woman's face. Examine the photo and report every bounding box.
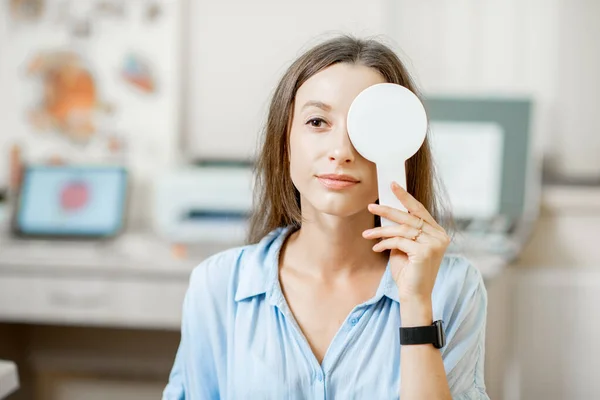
[288,63,386,221]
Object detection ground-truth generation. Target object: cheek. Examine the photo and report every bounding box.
[365,162,380,200]
[288,128,310,186]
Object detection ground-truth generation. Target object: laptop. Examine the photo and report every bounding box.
[425,96,538,261]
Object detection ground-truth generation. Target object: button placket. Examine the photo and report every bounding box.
[313,369,326,400]
[316,370,323,382]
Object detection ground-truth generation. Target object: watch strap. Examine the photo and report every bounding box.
[400,320,445,348]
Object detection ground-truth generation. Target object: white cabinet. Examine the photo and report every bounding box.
[483,266,513,400]
[515,269,600,400]
[0,232,220,330]
[0,360,18,399]
[38,375,165,400]
[510,189,600,400]
[0,275,186,330]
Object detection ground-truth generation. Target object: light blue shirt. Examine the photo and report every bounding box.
[163,226,490,399]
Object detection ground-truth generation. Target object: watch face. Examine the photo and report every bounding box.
[434,320,446,349]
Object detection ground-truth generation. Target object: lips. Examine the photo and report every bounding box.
[316,174,360,190]
[316,174,360,183]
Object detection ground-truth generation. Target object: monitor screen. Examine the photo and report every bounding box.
[424,96,534,221]
[15,165,128,238]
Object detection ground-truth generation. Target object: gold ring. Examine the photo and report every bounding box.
[417,218,425,230]
[412,229,423,241]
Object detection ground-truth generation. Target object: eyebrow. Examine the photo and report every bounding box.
[301,101,332,112]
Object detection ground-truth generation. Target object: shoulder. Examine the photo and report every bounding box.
[432,255,488,322]
[186,226,291,307]
[434,256,490,396]
[437,255,485,288]
[187,245,245,301]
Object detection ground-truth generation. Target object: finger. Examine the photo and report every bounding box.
[363,224,431,242]
[390,182,443,231]
[368,203,441,238]
[372,236,420,254]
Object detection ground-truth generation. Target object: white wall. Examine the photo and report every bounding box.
[393,0,560,95]
[184,0,600,179]
[392,0,600,179]
[3,1,598,213]
[185,0,391,160]
[552,0,600,178]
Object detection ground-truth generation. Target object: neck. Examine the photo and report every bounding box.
[283,211,389,279]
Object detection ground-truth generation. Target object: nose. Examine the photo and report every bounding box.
[327,126,356,164]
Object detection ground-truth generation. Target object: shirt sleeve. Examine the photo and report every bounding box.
[162,253,233,400]
[437,256,491,400]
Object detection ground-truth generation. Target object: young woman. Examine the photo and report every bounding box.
[163,35,489,399]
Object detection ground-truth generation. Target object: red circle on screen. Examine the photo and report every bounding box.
[60,181,90,212]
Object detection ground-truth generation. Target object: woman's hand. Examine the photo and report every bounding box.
[362,181,450,306]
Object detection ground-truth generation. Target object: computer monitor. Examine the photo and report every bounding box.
[12,165,129,239]
[425,96,538,227]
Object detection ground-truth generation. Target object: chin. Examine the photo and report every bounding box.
[296,180,377,220]
[310,194,369,219]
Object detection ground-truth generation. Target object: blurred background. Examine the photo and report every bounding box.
[0,0,599,399]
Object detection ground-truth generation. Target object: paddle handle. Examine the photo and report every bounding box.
[376,163,407,227]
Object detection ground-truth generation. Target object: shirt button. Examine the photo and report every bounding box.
[350,317,359,325]
[316,371,323,382]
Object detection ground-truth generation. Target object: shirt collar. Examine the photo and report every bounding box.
[234,225,294,303]
[373,263,400,304]
[234,225,400,305]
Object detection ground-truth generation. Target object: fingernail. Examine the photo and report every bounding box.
[391,181,399,189]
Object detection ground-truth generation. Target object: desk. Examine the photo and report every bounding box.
[0,360,18,399]
[0,231,506,330]
[0,231,236,330]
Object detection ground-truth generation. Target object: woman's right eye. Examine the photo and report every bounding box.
[306,118,326,128]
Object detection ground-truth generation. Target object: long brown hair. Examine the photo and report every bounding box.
[247,35,452,244]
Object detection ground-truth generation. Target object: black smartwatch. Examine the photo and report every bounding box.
[400,320,445,349]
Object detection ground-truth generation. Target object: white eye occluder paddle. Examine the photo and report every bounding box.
[347,83,428,226]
